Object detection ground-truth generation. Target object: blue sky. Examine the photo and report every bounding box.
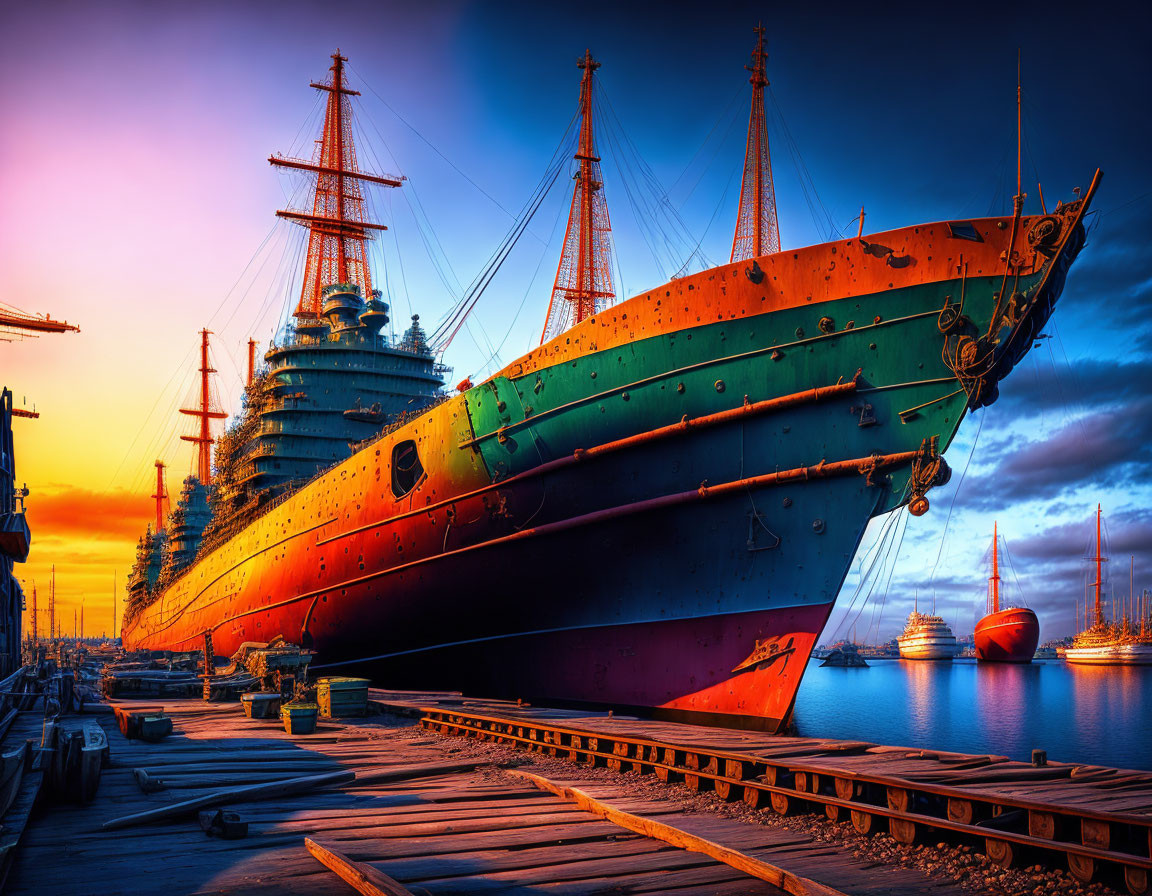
[3,0,1149,636]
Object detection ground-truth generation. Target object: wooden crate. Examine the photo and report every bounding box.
[316,677,369,718]
[280,702,319,735]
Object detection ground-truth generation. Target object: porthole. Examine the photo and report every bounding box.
[391,439,424,498]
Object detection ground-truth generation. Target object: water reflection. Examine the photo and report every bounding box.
[794,658,1152,769]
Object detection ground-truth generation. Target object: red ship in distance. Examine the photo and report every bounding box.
[974,522,1040,663]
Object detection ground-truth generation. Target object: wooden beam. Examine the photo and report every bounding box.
[102,769,355,830]
[305,838,417,896]
[508,770,847,896]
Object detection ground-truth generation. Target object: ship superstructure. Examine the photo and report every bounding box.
[123,53,447,624]
[898,605,960,661]
[122,40,1098,731]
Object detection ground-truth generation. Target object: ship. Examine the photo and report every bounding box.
[897,604,960,661]
[1066,506,1152,666]
[820,641,868,667]
[121,38,1099,732]
[974,522,1039,662]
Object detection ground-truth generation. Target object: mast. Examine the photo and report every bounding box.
[49,565,55,642]
[989,522,1001,615]
[29,582,36,646]
[247,338,257,386]
[152,460,167,534]
[731,24,780,262]
[271,51,400,321]
[541,50,616,343]
[1092,504,1106,627]
[179,329,226,484]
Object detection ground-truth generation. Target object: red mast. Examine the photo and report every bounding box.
[247,338,257,386]
[731,24,780,263]
[541,50,615,343]
[271,52,401,321]
[151,460,167,534]
[180,329,226,484]
[989,521,1000,615]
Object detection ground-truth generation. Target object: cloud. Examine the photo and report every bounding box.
[994,357,1152,419]
[25,486,153,542]
[955,397,1152,511]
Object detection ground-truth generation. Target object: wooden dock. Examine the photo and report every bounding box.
[375,689,1152,895]
[1,697,970,896]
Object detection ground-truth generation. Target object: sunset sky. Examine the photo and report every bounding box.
[2,0,1149,642]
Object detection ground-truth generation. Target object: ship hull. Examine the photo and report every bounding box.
[1065,643,1152,665]
[123,203,1092,730]
[974,608,1039,663]
[897,641,959,661]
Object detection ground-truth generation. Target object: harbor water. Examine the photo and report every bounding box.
[794,657,1152,771]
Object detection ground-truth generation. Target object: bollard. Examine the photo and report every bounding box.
[1032,749,1047,767]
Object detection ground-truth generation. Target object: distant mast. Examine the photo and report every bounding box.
[541,50,616,343]
[152,460,167,534]
[989,522,1000,615]
[1091,503,1107,627]
[731,24,780,262]
[270,51,401,322]
[179,329,226,484]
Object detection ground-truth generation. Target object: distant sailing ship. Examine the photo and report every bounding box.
[120,37,1099,731]
[974,522,1039,663]
[898,595,959,660]
[1066,506,1152,666]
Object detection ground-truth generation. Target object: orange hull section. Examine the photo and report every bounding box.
[974,608,1039,663]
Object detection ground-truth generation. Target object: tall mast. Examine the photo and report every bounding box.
[152,460,167,534]
[541,50,616,343]
[49,565,55,642]
[1093,504,1106,627]
[271,52,401,321]
[990,522,1001,615]
[29,582,37,646]
[179,329,226,484]
[731,24,780,263]
[247,338,257,386]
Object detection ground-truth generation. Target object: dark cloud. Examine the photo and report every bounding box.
[993,356,1152,418]
[1061,206,1152,321]
[956,397,1152,511]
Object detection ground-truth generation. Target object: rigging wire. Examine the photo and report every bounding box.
[427,115,578,351]
[826,507,904,642]
[767,87,839,240]
[668,81,745,201]
[594,86,712,277]
[470,181,571,379]
[927,409,985,597]
[347,61,543,238]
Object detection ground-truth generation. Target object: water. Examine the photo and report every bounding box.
[793,657,1152,771]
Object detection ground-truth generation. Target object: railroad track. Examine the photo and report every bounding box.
[412,704,1152,895]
